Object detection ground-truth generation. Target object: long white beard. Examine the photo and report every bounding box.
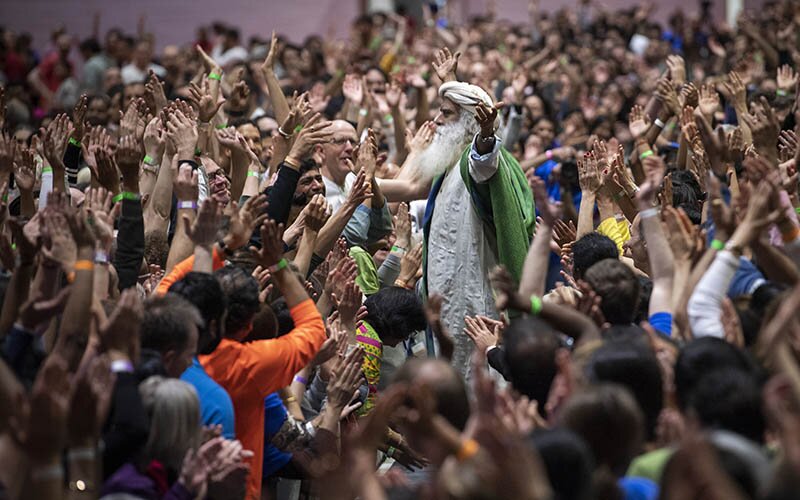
[416,112,478,182]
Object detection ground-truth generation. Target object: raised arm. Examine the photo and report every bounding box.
[519,176,562,298]
[635,156,675,316]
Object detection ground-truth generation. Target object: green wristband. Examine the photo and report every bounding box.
[391,245,406,253]
[143,155,156,166]
[68,137,81,147]
[215,123,228,129]
[247,171,259,178]
[777,89,788,97]
[268,258,289,273]
[530,295,543,315]
[293,124,303,133]
[711,239,725,251]
[384,113,394,123]
[42,167,53,174]
[639,150,654,160]
[208,72,222,81]
[112,191,140,203]
[795,206,800,215]
[195,148,203,156]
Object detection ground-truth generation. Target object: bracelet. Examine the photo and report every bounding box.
[278,127,292,138]
[359,108,368,117]
[530,295,543,315]
[639,207,659,219]
[110,359,134,373]
[795,206,800,215]
[208,72,222,81]
[391,245,406,253]
[386,446,396,458]
[142,154,157,166]
[780,226,800,243]
[284,395,297,404]
[215,123,228,130]
[195,148,203,156]
[67,447,96,461]
[268,258,289,273]
[293,124,303,133]
[710,239,725,251]
[639,150,654,160]
[112,191,140,203]
[294,375,308,385]
[654,118,666,129]
[455,439,479,461]
[68,137,81,147]
[31,463,63,481]
[42,166,53,174]
[143,163,159,175]
[74,260,94,272]
[384,113,394,123]
[777,89,788,97]
[247,171,260,178]
[177,200,198,210]
[545,149,554,160]
[94,250,110,265]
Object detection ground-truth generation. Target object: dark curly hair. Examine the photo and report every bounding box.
[364,287,426,345]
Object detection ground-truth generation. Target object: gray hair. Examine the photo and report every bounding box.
[139,376,201,473]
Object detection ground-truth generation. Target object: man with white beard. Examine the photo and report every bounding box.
[379,81,535,376]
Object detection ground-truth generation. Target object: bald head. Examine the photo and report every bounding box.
[392,358,470,430]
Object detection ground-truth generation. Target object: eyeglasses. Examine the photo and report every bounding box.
[330,137,356,146]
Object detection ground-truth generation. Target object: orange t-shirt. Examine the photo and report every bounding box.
[199,299,325,500]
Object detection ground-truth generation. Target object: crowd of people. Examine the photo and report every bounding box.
[2,0,800,498]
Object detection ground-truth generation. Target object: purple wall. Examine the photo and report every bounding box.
[0,0,756,53]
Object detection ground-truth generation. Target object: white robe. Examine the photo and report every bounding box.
[426,136,502,376]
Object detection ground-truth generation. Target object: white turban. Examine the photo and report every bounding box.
[438,81,494,115]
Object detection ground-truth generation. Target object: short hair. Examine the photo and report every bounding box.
[586,339,663,442]
[392,358,470,431]
[584,259,640,325]
[168,272,227,355]
[214,266,260,337]
[688,368,765,444]
[528,429,594,500]
[503,316,561,412]
[571,233,618,280]
[674,337,755,411]
[364,287,426,345]
[139,376,201,473]
[559,383,644,476]
[141,294,203,354]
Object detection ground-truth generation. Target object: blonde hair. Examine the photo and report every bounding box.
[139,376,201,473]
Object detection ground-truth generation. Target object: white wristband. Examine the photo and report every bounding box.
[639,207,659,219]
[654,118,666,129]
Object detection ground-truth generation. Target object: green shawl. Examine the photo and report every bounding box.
[422,146,535,297]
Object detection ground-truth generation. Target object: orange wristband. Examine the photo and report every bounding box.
[455,439,479,461]
[781,226,800,244]
[73,260,94,271]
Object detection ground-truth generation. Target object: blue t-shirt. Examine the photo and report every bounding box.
[263,392,292,477]
[181,358,235,439]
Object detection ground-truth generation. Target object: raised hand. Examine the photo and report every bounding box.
[41,113,74,172]
[394,202,412,250]
[196,44,222,76]
[397,242,423,289]
[578,154,602,194]
[189,79,226,122]
[530,175,562,225]
[185,198,222,248]
[308,82,331,114]
[225,193,268,250]
[679,82,698,109]
[697,84,720,119]
[116,134,143,184]
[92,146,121,194]
[742,97,780,162]
[722,71,747,111]
[475,101,503,138]
[143,116,166,162]
[408,121,436,154]
[344,169,372,209]
[68,354,115,446]
[342,74,364,106]
[251,219,286,268]
[489,265,526,312]
[100,287,144,361]
[628,104,650,140]
[0,133,16,176]
[333,279,363,328]
[259,30,278,76]
[777,64,798,93]
[303,194,331,232]
[655,78,681,117]
[119,97,148,142]
[464,314,499,353]
[145,70,168,113]
[385,79,404,109]
[666,55,686,86]
[166,109,198,159]
[173,163,199,202]
[72,93,88,141]
[432,47,461,83]
[85,187,120,250]
[286,114,333,163]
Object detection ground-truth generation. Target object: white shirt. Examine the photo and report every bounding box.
[322,172,356,213]
[426,135,502,377]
